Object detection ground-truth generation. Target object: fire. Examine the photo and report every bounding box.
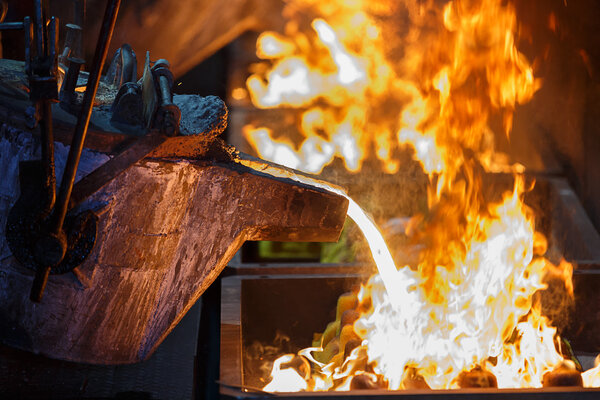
[244,164,571,390]
[263,355,309,392]
[244,1,396,174]
[243,0,536,177]
[352,178,562,390]
[239,0,600,392]
[583,356,600,388]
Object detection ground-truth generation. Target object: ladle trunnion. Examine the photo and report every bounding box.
[0,0,348,365]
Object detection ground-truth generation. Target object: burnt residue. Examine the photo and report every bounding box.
[175,94,228,138]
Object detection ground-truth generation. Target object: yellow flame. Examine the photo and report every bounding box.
[583,356,600,388]
[238,158,584,391]
[256,32,296,59]
[231,87,248,101]
[244,0,539,177]
[238,0,600,392]
[263,355,308,392]
[244,4,393,174]
[350,178,564,389]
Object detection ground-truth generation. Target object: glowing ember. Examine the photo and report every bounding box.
[238,0,600,392]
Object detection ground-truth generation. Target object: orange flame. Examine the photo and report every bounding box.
[243,0,538,177]
[238,0,600,392]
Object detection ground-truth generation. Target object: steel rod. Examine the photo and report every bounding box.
[30,266,51,302]
[59,24,83,64]
[68,132,166,209]
[0,1,7,24]
[28,3,58,303]
[59,57,84,105]
[24,16,31,75]
[33,0,44,58]
[48,16,57,64]
[0,21,24,30]
[51,0,121,235]
[39,99,55,215]
[40,17,57,217]
[73,0,86,57]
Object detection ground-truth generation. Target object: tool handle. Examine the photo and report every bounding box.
[30,266,51,302]
[52,0,121,236]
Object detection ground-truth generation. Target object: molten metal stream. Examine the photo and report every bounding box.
[238,157,400,303]
[345,198,401,305]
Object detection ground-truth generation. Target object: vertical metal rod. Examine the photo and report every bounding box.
[51,0,121,235]
[39,100,55,215]
[74,0,86,58]
[48,16,57,65]
[33,0,44,58]
[0,2,7,24]
[34,95,56,302]
[33,100,56,302]
[159,75,172,104]
[23,16,32,75]
[31,14,59,302]
[39,16,58,217]
[59,23,83,64]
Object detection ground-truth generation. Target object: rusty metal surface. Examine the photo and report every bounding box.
[0,125,348,363]
[68,130,168,208]
[69,111,230,211]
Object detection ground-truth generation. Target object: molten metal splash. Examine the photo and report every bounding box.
[239,0,599,392]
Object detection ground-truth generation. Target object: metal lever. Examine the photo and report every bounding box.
[28,2,60,302]
[51,0,120,236]
[4,0,118,302]
[59,56,85,109]
[21,0,118,302]
[30,0,120,302]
